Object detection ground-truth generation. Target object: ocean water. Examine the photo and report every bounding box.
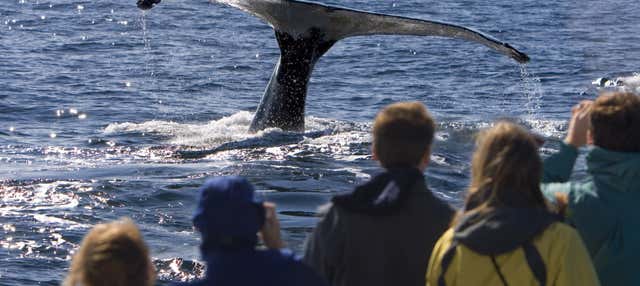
[1,0,639,284]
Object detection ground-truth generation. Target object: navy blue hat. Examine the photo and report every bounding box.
[192,176,265,240]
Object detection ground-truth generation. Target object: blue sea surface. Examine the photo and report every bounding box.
[1,0,639,284]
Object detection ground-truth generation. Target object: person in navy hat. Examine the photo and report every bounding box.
[174,176,327,286]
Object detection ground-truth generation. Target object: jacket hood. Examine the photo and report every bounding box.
[332,168,425,216]
[587,147,640,191]
[453,208,557,255]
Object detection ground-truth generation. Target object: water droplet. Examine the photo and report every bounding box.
[125,81,132,87]
[56,109,64,117]
[78,114,87,120]
[69,108,78,115]
[77,5,84,11]
[255,53,260,58]
[9,126,15,132]
[40,15,46,20]
[50,133,57,139]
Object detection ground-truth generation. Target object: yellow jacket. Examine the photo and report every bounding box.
[426,222,599,286]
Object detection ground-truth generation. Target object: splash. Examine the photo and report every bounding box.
[105,111,257,146]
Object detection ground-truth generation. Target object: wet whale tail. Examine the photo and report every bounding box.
[226,0,530,131]
[139,0,530,132]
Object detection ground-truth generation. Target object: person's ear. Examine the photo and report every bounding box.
[418,148,431,171]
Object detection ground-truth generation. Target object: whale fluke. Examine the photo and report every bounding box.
[140,0,530,132]
[216,0,529,63]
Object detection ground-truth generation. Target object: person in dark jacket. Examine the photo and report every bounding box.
[175,176,327,286]
[304,102,454,286]
[427,121,598,286]
[542,92,640,286]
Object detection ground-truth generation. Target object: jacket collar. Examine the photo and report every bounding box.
[453,207,557,255]
[331,168,426,216]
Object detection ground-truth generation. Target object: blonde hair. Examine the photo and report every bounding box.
[64,218,155,286]
[373,101,436,168]
[463,121,546,214]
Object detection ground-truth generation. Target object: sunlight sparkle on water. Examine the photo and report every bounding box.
[50,132,57,138]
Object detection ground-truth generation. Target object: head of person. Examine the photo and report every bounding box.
[372,101,436,171]
[589,91,640,152]
[64,218,155,286]
[192,176,265,254]
[464,121,546,213]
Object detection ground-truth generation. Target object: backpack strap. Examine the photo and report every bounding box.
[522,241,547,286]
[490,256,509,286]
[439,240,547,286]
[438,241,458,286]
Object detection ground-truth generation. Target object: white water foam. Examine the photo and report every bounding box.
[105,111,259,146]
[104,111,367,148]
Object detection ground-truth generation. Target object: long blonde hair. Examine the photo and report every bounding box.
[64,218,155,286]
[463,121,547,214]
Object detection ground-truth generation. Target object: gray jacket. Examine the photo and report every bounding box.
[303,181,454,286]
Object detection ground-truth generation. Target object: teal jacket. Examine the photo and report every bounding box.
[542,143,640,286]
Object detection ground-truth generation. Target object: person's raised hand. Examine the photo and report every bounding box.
[554,192,569,217]
[565,100,593,148]
[259,202,285,249]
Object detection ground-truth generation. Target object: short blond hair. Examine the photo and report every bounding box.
[373,102,435,168]
[64,218,155,286]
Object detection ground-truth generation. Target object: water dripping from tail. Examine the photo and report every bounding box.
[519,64,544,117]
[139,10,164,114]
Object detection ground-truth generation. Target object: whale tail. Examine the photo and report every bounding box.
[214,0,530,63]
[141,0,530,132]
[217,0,529,131]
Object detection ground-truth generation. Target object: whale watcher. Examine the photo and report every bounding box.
[542,92,640,286]
[173,176,327,286]
[63,218,156,286]
[304,102,454,286]
[426,121,599,286]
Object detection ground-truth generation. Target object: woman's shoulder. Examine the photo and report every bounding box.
[534,221,583,254]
